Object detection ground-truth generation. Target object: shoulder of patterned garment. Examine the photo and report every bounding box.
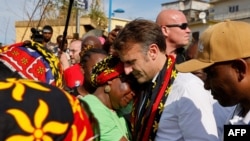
[0,78,94,141]
[0,41,63,88]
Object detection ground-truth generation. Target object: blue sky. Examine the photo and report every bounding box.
[0,0,175,45]
[104,0,175,20]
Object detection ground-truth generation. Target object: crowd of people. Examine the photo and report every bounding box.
[0,8,249,141]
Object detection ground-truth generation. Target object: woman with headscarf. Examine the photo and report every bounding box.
[78,55,139,141]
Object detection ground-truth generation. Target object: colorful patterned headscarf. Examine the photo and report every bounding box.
[0,78,94,141]
[0,41,63,88]
[90,55,124,87]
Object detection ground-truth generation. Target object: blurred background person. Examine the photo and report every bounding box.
[103,26,123,56]
[42,25,57,53]
[156,9,191,64]
[82,35,103,50]
[60,39,84,90]
[55,34,68,57]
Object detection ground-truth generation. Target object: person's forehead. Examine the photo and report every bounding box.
[68,47,81,53]
[43,32,52,34]
[205,62,228,73]
[88,54,106,64]
[69,41,81,49]
[83,40,94,45]
[118,44,142,62]
[164,15,188,25]
[57,37,63,41]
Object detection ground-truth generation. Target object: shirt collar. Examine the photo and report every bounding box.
[229,104,250,125]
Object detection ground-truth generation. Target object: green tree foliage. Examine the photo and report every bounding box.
[88,0,108,29]
[38,0,108,29]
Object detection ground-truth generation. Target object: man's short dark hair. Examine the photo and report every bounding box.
[113,19,166,53]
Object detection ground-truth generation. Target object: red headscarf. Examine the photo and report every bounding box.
[90,55,124,87]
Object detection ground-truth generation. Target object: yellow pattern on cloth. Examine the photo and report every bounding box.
[0,78,94,141]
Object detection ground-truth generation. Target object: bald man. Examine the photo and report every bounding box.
[82,35,103,49]
[156,9,191,63]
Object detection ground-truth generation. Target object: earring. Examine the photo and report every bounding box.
[104,85,111,93]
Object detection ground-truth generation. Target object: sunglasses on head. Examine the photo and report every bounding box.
[165,23,188,30]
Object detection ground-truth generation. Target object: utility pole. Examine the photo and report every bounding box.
[76,8,80,34]
[108,0,112,32]
[75,0,88,36]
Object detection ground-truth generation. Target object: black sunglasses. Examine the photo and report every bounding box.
[165,23,188,30]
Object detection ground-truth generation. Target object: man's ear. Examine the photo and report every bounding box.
[231,59,248,81]
[148,44,159,60]
[161,26,169,37]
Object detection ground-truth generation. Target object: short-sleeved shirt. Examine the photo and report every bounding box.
[79,95,130,141]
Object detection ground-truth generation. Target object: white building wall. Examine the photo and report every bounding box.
[190,1,210,11]
[210,0,250,20]
[161,0,250,41]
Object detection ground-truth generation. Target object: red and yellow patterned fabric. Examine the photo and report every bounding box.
[0,78,94,141]
[0,41,63,88]
[90,55,124,87]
